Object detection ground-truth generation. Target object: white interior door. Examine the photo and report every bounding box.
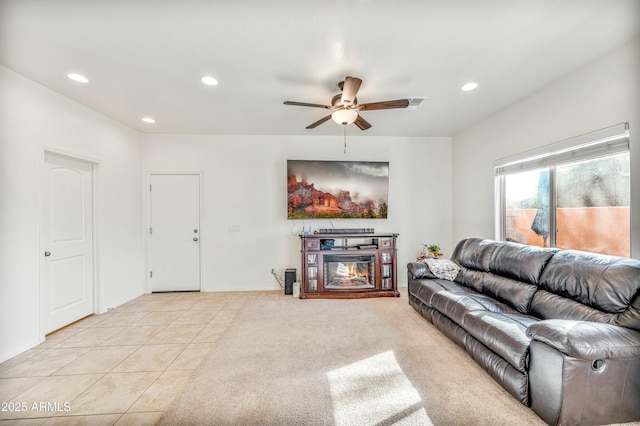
[42,153,94,334]
[149,174,201,292]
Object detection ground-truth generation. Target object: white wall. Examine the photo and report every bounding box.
[0,67,144,362]
[452,38,640,258]
[142,134,453,292]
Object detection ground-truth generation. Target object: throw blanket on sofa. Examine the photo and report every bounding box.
[424,258,460,281]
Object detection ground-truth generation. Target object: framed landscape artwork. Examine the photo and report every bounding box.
[287,160,389,219]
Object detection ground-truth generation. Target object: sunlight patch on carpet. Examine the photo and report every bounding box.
[327,350,433,426]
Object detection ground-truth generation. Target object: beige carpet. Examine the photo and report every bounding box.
[161,292,545,426]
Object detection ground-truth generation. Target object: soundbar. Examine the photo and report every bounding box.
[317,228,374,234]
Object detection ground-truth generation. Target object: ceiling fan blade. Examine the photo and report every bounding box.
[358,99,409,111]
[354,115,372,131]
[341,76,362,106]
[284,101,332,109]
[306,115,332,129]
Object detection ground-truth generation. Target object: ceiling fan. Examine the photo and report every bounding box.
[284,76,409,130]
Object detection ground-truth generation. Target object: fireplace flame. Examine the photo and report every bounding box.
[336,262,369,282]
[327,259,374,289]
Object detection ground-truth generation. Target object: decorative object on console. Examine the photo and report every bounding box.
[320,239,335,250]
[287,160,389,219]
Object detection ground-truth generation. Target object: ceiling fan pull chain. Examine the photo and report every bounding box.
[344,125,347,154]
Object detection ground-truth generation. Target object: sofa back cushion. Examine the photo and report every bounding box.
[451,239,499,293]
[537,250,640,331]
[454,268,485,293]
[482,274,538,314]
[451,238,640,330]
[451,238,498,272]
[529,290,614,323]
[489,242,558,284]
[452,239,548,312]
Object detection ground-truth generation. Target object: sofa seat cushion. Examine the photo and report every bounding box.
[430,291,518,326]
[463,311,539,373]
[408,279,471,307]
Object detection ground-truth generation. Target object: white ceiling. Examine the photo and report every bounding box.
[1,0,638,137]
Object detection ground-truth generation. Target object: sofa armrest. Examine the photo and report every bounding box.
[407,262,436,280]
[526,319,640,360]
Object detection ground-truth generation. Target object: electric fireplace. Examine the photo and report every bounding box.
[323,254,375,290]
[299,233,399,299]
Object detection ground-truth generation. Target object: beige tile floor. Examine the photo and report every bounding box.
[0,291,257,425]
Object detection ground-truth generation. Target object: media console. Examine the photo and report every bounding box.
[299,233,399,299]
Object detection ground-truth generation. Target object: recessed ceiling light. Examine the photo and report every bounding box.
[67,73,89,83]
[461,82,478,92]
[141,117,156,124]
[201,76,218,86]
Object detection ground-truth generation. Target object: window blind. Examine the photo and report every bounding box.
[494,123,629,176]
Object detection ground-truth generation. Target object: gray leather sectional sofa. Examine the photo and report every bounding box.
[407,238,640,425]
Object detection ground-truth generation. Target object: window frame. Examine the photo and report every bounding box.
[494,123,630,251]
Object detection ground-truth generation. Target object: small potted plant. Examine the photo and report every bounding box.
[426,244,441,258]
[417,244,443,261]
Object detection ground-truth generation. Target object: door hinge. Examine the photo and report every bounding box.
[149,184,152,191]
[150,271,153,278]
[149,227,152,234]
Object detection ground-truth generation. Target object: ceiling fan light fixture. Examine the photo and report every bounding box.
[331,109,358,125]
[67,73,89,83]
[461,82,478,92]
[201,75,218,86]
[284,75,408,131]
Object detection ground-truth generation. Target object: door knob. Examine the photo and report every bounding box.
[44,251,51,257]
[193,237,199,241]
